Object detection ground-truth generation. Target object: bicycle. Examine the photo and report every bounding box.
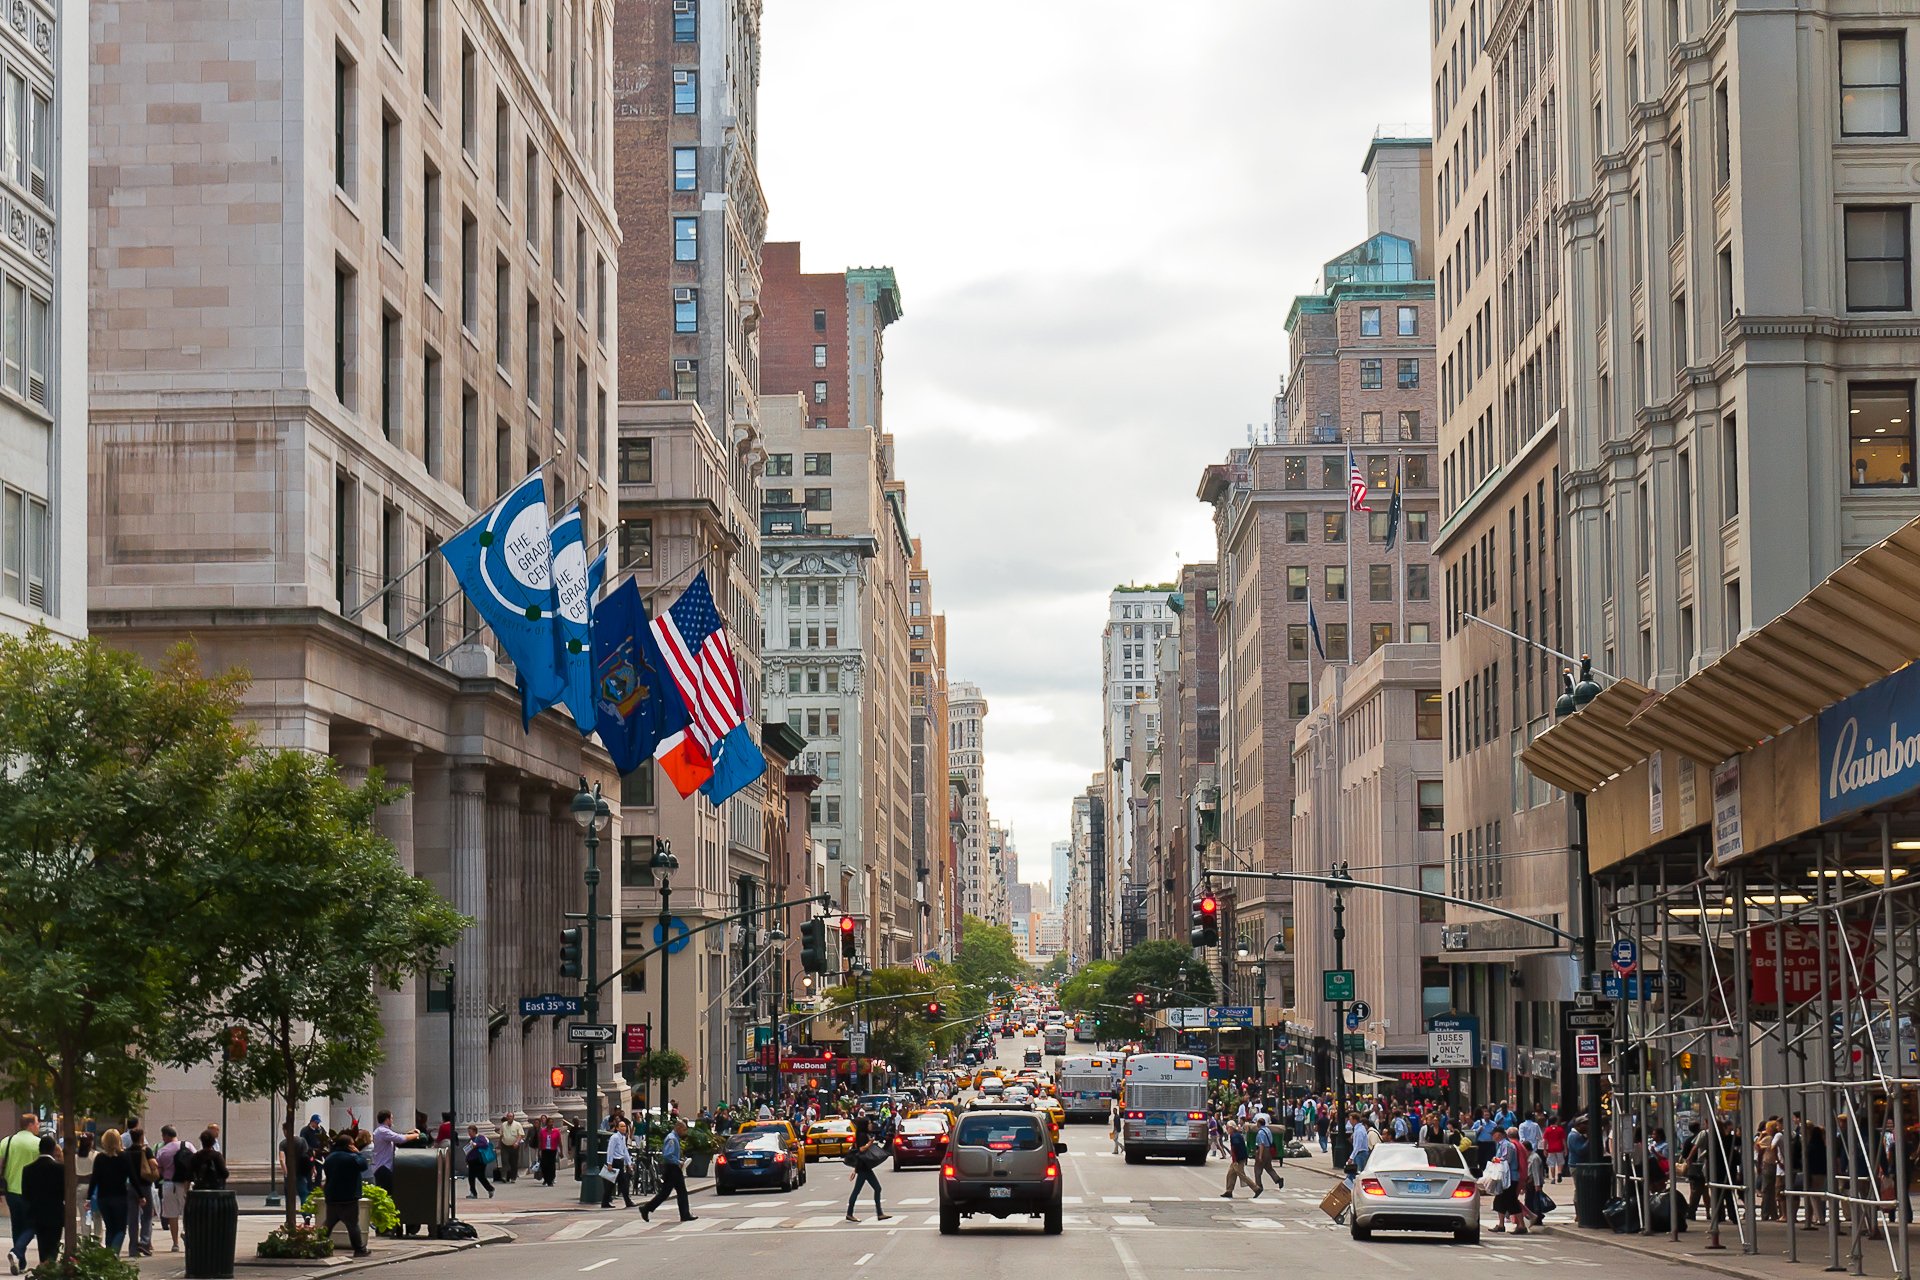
[631,1149,661,1199]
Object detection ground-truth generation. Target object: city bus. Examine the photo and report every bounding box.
[1072,1016,1096,1043]
[1042,1024,1068,1055]
[1056,1054,1120,1123]
[1117,1052,1209,1163]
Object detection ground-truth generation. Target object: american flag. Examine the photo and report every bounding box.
[1348,448,1372,513]
[650,570,746,754]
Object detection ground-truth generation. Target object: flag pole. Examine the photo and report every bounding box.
[1397,452,1406,640]
[1346,455,1354,666]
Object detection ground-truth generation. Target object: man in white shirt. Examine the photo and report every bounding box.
[598,1120,634,1209]
[498,1113,526,1183]
[1518,1111,1544,1150]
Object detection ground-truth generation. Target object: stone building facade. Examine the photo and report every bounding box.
[89,0,623,1157]
[950,680,990,922]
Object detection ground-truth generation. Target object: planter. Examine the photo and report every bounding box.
[685,1153,712,1178]
[325,1200,372,1252]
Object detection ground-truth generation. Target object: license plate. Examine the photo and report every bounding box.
[989,1186,1011,1199]
[1404,1181,1431,1195]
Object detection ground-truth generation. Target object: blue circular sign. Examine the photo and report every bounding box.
[1611,937,1638,975]
[654,916,692,955]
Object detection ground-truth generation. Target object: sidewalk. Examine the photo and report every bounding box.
[117,1215,512,1280]
[1565,1213,1918,1280]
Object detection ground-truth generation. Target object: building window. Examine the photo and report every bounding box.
[765,452,792,476]
[422,161,442,292]
[1370,622,1393,651]
[1359,306,1381,336]
[1407,563,1430,600]
[1399,410,1421,441]
[1286,565,1308,602]
[804,488,832,512]
[380,306,401,441]
[1418,780,1444,830]
[1286,511,1308,543]
[379,106,400,243]
[618,438,652,484]
[494,255,510,370]
[673,70,697,114]
[1369,564,1393,601]
[1406,510,1430,541]
[1282,455,1306,489]
[674,289,698,333]
[524,143,539,249]
[1841,33,1906,137]
[618,518,653,569]
[0,485,47,609]
[1359,358,1383,389]
[1287,625,1308,661]
[674,361,698,399]
[460,36,476,154]
[334,50,356,194]
[621,761,656,809]
[673,147,696,191]
[1369,511,1391,542]
[1405,452,1429,487]
[422,0,441,103]
[422,346,442,475]
[1398,305,1418,336]
[459,208,478,331]
[1722,413,1741,518]
[1849,382,1916,488]
[1324,624,1349,660]
[1288,683,1309,718]
[1398,358,1421,389]
[673,0,698,42]
[1323,512,1346,543]
[333,262,356,406]
[1368,454,1392,490]
[803,453,832,476]
[1415,689,1442,739]
[813,344,828,368]
[673,216,698,262]
[813,309,827,331]
[1324,565,1347,601]
[1845,206,1910,311]
[765,487,792,505]
[812,380,828,404]
[1408,621,1432,642]
[1321,456,1343,489]
[494,93,510,206]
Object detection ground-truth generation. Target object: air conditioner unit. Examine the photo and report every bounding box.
[673,0,693,11]
[673,287,694,303]
[673,358,694,372]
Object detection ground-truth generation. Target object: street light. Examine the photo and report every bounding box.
[650,839,680,1127]
[1554,656,1610,1230]
[569,778,610,1205]
[766,926,787,1105]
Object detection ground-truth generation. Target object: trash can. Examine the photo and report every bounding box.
[389,1148,449,1238]
[183,1189,237,1280]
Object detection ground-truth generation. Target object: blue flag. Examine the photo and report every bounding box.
[442,471,564,716]
[587,548,607,602]
[549,505,596,734]
[1308,602,1327,660]
[590,577,692,776]
[702,724,768,807]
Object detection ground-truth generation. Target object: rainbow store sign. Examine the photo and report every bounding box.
[1820,661,1920,822]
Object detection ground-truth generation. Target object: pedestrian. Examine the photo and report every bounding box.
[1110,1099,1122,1155]
[126,1126,157,1256]
[463,1125,494,1199]
[19,1141,59,1267]
[369,1110,418,1195]
[599,1120,633,1210]
[1759,1118,1784,1221]
[1348,1110,1373,1172]
[156,1126,192,1253]
[1252,1115,1281,1192]
[637,1119,695,1223]
[1543,1113,1568,1183]
[320,1133,371,1258]
[1490,1128,1527,1234]
[88,1129,134,1253]
[1798,1113,1828,1227]
[535,1115,562,1187]
[1221,1122,1257,1198]
[843,1115,890,1223]
[0,1113,40,1274]
[190,1128,228,1189]
[499,1112,525,1184]
[300,1115,329,1190]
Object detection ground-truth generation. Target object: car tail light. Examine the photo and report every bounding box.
[715,1155,728,1166]
[1187,1112,1206,1121]
[1045,1161,1060,1180]
[1452,1182,1477,1198]
[894,1136,904,1147]
[941,1163,956,1178]
[772,1152,787,1163]
[1125,1111,1144,1120]
[1359,1178,1387,1197]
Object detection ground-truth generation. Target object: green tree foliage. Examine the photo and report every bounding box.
[205,751,467,1232]
[822,966,957,1075]
[1040,952,1074,983]
[1058,959,1117,1017]
[0,631,251,1256]
[953,916,1031,1009]
[1104,940,1217,1039]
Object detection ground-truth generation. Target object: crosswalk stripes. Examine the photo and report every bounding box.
[550,1221,608,1241]
[1111,1214,1153,1227]
[1235,1218,1287,1231]
[899,1198,933,1206]
[604,1219,657,1237]
[735,1218,786,1230]
[797,1215,846,1228]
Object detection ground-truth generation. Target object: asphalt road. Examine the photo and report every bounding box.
[406,1036,1647,1280]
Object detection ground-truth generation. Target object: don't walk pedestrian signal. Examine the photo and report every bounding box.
[550,1064,576,1090]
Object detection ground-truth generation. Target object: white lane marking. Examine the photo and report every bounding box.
[899,1198,932,1206]
[1149,1195,1181,1201]
[1064,1195,1084,1205]
[605,1219,657,1237]
[550,1221,607,1240]
[735,1217,786,1230]
[1112,1213,1154,1226]
[670,1218,715,1232]
[797,1215,845,1228]
[579,1259,619,1272]
[798,1199,832,1206]
[1236,1218,1286,1231]
[854,1253,873,1267]
[1111,1232,1151,1280]
[1103,1195,1131,1204]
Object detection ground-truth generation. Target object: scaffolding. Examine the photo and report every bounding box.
[1600,813,1920,1279]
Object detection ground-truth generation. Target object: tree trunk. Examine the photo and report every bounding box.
[281,1015,299,1235]
[58,1068,77,1261]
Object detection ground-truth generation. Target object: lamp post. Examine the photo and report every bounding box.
[1330,861,1351,1167]
[651,839,680,1126]
[569,779,610,1205]
[1554,658,1610,1230]
[1237,934,1287,1090]
[767,927,787,1106]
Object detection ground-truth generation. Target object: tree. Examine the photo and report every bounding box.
[823,966,949,1076]
[1105,940,1217,1039]
[953,916,1030,1004]
[1059,959,1117,1017]
[0,632,252,1256]
[205,750,468,1232]
[1040,952,1073,983]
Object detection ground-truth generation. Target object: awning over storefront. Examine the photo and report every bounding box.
[1519,678,1657,793]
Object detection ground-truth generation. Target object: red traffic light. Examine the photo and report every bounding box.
[1198,895,1218,916]
[1131,992,1147,1007]
[838,916,856,935]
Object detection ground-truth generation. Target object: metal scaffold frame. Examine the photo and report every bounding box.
[1600,813,1920,1279]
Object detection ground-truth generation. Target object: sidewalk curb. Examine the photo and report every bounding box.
[1569,1227,1784,1280]
[210,1224,515,1279]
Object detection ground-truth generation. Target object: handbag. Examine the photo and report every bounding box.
[481,1143,497,1166]
[1476,1158,1506,1194]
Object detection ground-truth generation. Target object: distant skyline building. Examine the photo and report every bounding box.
[950,680,991,920]
[1050,841,1071,910]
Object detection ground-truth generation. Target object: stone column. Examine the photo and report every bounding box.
[411,757,452,1131]
[450,764,491,1128]
[333,733,375,1131]
[520,792,555,1117]
[372,747,419,1126]
[485,777,522,1127]
[552,802,581,1120]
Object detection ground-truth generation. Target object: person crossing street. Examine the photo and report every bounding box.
[1221,1122,1257,1198]
[844,1115,891,1224]
[638,1120,695,1223]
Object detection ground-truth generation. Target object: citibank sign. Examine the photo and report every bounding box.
[1819,662,1920,822]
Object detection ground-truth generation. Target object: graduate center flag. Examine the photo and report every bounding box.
[441,470,564,712]
[652,570,767,806]
[590,577,699,779]
[548,504,596,733]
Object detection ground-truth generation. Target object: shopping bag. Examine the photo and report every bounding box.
[1476,1158,1506,1193]
[1320,1182,1352,1219]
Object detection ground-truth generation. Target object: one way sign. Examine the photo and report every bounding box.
[566,1022,617,1044]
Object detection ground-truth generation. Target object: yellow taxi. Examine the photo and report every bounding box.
[802,1116,856,1161]
[1035,1096,1065,1137]
[914,1102,962,1128]
[1023,1023,1039,1037]
[734,1119,808,1178]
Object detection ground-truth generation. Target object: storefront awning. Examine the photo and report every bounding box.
[1518,679,1658,793]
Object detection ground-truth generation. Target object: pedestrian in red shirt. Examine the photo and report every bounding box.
[1543,1115,1569,1184]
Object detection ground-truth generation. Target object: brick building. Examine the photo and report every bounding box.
[761,242,902,431]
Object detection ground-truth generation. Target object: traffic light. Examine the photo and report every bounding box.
[560,926,583,979]
[1131,992,1148,1009]
[924,1001,943,1020]
[550,1064,577,1090]
[1190,894,1220,948]
[799,917,828,973]
[839,915,858,959]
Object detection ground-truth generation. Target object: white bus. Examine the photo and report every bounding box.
[1042,1025,1068,1055]
[1117,1052,1209,1163]
[1056,1054,1120,1122]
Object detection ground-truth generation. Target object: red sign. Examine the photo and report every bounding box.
[1750,920,1876,1005]
[781,1057,846,1073]
[624,1024,649,1055]
[1398,1070,1451,1088]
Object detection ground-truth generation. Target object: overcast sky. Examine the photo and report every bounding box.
[759,2,1431,887]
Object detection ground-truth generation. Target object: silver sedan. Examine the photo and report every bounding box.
[1350,1143,1482,1243]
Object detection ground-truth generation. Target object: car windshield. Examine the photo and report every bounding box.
[1364,1144,1467,1171]
[903,1117,946,1135]
[727,1133,783,1153]
[816,1121,851,1134]
[955,1116,1043,1151]
[741,1123,787,1138]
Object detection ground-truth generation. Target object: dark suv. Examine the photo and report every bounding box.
[938,1106,1066,1235]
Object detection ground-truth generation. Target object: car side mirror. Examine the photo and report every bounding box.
[1054,1139,1069,1153]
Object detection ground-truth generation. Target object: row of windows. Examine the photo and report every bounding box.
[1358,305,1421,338]
[783,621,840,648]
[1448,662,1500,761]
[0,482,48,610]
[763,487,832,510]
[783,665,844,695]
[1282,452,1431,490]
[784,705,843,739]
[1284,562,1431,604]
[777,582,842,607]
[1280,619,1434,670]
[1450,820,1504,901]
[1280,508,1433,544]
[764,452,832,476]
[1358,358,1422,390]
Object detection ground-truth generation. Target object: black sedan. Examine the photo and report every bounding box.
[714,1131,801,1194]
[891,1115,951,1170]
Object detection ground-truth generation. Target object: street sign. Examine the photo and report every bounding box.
[1345,1008,1363,1031]
[653,916,692,955]
[1603,971,1688,1000]
[1205,1005,1255,1028]
[566,1022,617,1044]
[1574,1034,1604,1075]
[1341,1033,1365,1051]
[1575,992,1597,1009]
[1349,1000,1372,1023]
[1427,1013,1478,1068]
[1611,937,1638,975]
[1323,969,1355,1002]
[1563,1008,1615,1032]
[520,994,583,1017]
[849,1032,867,1055]
[624,1023,649,1055]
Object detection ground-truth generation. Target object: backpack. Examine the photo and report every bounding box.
[172,1144,197,1184]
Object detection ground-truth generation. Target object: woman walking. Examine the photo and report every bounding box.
[125,1126,157,1256]
[463,1125,495,1199]
[88,1130,134,1254]
[1490,1127,1528,1234]
[844,1115,890,1224]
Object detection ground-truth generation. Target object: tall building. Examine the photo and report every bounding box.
[1050,841,1072,911]
[1,0,79,641]
[949,680,990,919]
[909,542,953,961]
[611,0,770,1107]
[1430,0,1578,1110]
[1011,881,1034,920]
[985,820,1012,927]
[758,397,918,964]
[1200,135,1439,1020]
[92,0,621,1147]
[1100,585,1174,957]
[1150,563,1220,944]
[760,242,901,432]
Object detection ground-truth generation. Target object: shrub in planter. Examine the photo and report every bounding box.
[257,1225,335,1260]
[299,1185,402,1236]
[28,1243,140,1280]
